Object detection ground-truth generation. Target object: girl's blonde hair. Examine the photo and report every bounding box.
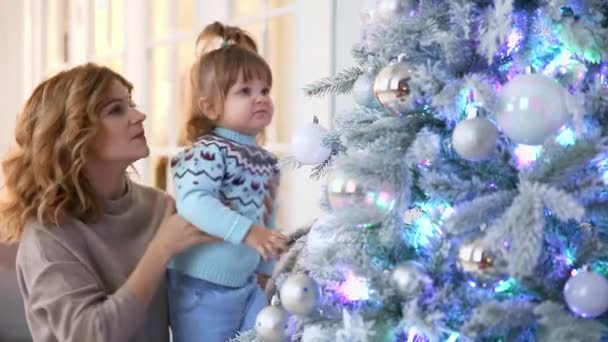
[184,21,272,144]
[0,63,133,242]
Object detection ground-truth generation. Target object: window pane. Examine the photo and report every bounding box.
[232,0,264,18]
[104,57,123,73]
[266,14,294,144]
[93,0,124,55]
[110,0,125,49]
[45,0,68,69]
[177,41,196,146]
[152,156,169,191]
[177,0,196,33]
[242,22,264,52]
[149,0,170,40]
[148,46,171,146]
[268,0,292,9]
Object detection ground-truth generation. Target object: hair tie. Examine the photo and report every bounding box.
[221,39,232,48]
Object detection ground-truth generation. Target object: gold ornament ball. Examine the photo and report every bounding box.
[373,62,413,116]
[457,240,495,276]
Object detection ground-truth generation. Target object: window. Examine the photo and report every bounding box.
[25,0,334,229]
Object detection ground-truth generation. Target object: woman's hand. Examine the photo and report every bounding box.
[151,197,220,262]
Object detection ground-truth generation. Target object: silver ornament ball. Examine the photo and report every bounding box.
[279,274,320,316]
[564,271,608,318]
[327,168,397,224]
[255,305,290,342]
[376,0,417,20]
[497,74,570,145]
[373,62,414,116]
[391,261,431,297]
[452,117,498,161]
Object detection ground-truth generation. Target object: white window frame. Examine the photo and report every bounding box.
[23,0,335,229]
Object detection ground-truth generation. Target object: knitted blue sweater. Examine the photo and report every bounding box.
[168,127,279,287]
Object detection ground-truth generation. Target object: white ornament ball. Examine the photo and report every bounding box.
[353,72,378,107]
[376,0,416,20]
[391,261,431,297]
[360,0,379,24]
[497,74,570,145]
[290,121,331,165]
[452,117,498,161]
[279,274,320,316]
[564,271,608,318]
[255,306,290,342]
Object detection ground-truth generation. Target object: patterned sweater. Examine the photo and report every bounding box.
[169,127,279,287]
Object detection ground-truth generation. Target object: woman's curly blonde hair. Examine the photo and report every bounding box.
[0,63,132,242]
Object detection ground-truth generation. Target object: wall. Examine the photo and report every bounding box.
[334,0,365,114]
[0,0,23,165]
[0,1,29,340]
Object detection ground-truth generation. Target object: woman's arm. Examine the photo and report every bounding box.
[126,198,217,305]
[17,200,217,342]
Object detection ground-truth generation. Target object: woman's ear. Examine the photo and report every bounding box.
[197,97,219,121]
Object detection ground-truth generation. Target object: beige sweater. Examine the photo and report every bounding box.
[16,181,170,342]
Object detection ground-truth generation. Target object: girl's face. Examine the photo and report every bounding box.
[215,74,274,136]
[89,80,149,166]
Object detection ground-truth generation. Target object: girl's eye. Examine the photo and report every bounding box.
[239,87,251,95]
[261,87,270,96]
[128,99,137,108]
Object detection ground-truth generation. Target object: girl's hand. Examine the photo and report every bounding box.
[244,224,288,261]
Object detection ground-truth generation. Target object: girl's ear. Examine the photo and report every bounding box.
[197,97,220,121]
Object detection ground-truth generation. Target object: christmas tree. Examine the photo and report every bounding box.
[237,0,608,341]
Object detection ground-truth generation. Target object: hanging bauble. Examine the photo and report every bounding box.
[255,305,290,342]
[376,0,417,20]
[360,0,379,24]
[290,116,332,165]
[391,261,432,297]
[279,274,320,316]
[458,240,497,278]
[564,271,608,318]
[452,116,498,161]
[497,74,570,145]
[373,62,414,116]
[327,168,397,223]
[353,71,379,108]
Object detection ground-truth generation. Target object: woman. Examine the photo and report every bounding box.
[0,63,219,342]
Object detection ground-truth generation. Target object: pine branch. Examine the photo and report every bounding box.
[462,300,535,338]
[228,330,261,342]
[304,67,364,97]
[534,302,607,342]
[443,190,516,235]
[310,133,346,180]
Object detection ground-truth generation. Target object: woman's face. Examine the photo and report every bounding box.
[89,80,149,166]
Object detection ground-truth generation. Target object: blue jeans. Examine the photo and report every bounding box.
[167,270,267,342]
